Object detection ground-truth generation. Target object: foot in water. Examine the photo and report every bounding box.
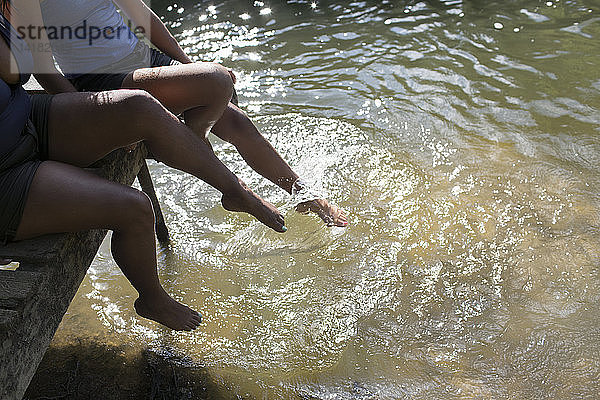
[221,182,286,232]
[134,292,202,331]
[296,198,348,227]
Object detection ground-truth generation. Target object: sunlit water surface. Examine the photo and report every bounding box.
[55,0,600,398]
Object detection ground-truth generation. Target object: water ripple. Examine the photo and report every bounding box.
[58,0,600,398]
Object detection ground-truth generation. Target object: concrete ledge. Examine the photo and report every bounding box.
[0,145,148,399]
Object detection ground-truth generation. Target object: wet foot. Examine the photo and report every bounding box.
[221,183,286,232]
[134,292,202,331]
[296,198,348,227]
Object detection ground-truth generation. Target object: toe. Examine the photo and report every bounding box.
[332,217,347,227]
[275,216,287,232]
[185,321,197,330]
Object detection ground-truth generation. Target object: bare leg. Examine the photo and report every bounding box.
[212,104,348,227]
[47,90,286,232]
[122,65,348,227]
[14,161,202,331]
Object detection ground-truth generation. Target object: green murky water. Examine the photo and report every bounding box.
[51,0,600,398]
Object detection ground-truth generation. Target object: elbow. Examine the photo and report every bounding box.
[2,72,21,86]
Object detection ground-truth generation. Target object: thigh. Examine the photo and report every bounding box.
[14,161,144,241]
[121,62,233,115]
[46,90,165,166]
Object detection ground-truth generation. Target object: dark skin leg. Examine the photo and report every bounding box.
[122,64,348,227]
[14,161,202,331]
[47,90,286,233]
[211,104,348,226]
[13,88,289,329]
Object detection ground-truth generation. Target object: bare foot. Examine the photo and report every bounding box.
[221,183,286,232]
[134,292,202,331]
[296,198,348,227]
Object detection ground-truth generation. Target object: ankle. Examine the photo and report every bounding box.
[138,287,169,302]
[222,186,245,200]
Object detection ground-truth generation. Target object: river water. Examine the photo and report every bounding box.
[51,0,600,398]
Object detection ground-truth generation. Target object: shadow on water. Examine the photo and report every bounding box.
[24,243,238,400]
[24,339,231,400]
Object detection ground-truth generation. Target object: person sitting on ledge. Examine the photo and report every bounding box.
[31,0,348,227]
[1,0,289,330]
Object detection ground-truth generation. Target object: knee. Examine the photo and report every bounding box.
[119,89,164,116]
[118,189,155,230]
[202,63,234,105]
[118,89,172,131]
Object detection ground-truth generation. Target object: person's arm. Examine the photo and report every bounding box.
[0,29,20,85]
[113,0,192,64]
[32,72,77,94]
[8,0,76,93]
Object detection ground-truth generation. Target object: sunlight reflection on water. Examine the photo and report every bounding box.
[52,0,600,398]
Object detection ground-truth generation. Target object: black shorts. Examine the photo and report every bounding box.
[70,41,180,92]
[0,94,54,243]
